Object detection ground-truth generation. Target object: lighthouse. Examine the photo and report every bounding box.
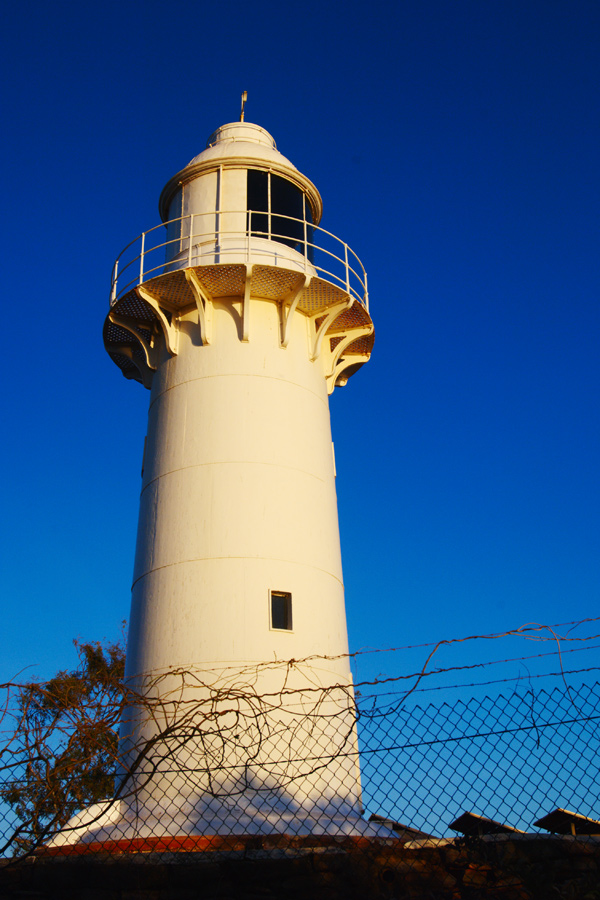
[53,111,381,847]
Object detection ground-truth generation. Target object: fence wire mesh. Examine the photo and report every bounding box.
[358,680,600,837]
[1,630,599,896]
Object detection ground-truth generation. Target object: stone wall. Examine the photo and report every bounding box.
[1,835,599,899]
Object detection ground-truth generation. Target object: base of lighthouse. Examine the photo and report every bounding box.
[47,661,395,849]
[46,704,394,848]
[47,801,394,853]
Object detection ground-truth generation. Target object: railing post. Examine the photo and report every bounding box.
[344,242,350,294]
[139,232,145,285]
[303,215,308,273]
[188,214,194,268]
[111,258,119,305]
[247,209,251,263]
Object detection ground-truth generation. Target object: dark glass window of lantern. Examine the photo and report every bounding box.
[247,171,313,260]
[271,175,304,247]
[247,169,268,238]
[271,591,293,631]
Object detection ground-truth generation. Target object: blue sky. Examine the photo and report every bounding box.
[1,0,598,692]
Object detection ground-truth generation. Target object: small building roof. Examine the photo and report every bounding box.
[449,812,524,836]
[534,808,600,835]
[368,813,433,840]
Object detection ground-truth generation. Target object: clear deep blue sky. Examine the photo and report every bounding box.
[1,0,598,688]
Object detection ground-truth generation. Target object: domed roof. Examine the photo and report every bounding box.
[159,121,322,224]
[186,122,296,169]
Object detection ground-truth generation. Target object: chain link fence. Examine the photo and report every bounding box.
[1,651,599,872]
[358,679,600,837]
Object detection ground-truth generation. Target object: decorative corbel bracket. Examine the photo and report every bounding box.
[184,268,213,345]
[108,311,158,372]
[105,341,143,380]
[330,325,373,371]
[280,275,311,348]
[310,298,353,362]
[137,285,179,357]
[325,324,374,394]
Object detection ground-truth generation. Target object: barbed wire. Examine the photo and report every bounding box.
[4,619,598,699]
[1,619,599,861]
[363,664,600,698]
[347,616,600,658]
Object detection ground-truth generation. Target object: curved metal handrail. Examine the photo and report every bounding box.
[110,212,369,312]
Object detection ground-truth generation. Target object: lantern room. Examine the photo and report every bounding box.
[158,122,322,272]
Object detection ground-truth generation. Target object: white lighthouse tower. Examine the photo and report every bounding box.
[55,110,380,848]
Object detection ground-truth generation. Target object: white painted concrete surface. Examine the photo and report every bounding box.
[52,122,384,847]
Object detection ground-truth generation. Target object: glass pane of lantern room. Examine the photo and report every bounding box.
[247,170,268,238]
[271,175,304,249]
[165,191,183,265]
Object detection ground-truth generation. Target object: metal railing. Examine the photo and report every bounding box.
[109,211,369,311]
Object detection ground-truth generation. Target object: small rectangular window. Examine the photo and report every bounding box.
[270,591,293,631]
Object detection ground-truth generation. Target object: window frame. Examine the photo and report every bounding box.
[269,590,293,632]
[247,169,313,260]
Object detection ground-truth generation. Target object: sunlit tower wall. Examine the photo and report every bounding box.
[61,119,378,844]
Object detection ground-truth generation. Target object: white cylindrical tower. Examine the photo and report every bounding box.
[53,119,379,849]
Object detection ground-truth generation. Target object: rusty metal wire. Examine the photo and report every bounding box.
[1,630,599,870]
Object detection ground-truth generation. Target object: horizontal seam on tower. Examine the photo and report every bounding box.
[131,557,344,591]
[148,372,329,414]
[140,460,327,498]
